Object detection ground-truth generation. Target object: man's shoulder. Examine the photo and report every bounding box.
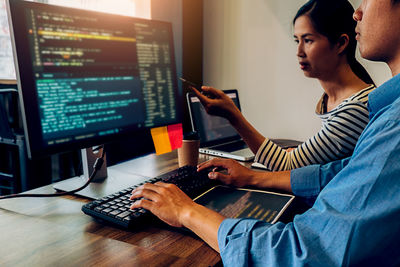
[385,96,400,121]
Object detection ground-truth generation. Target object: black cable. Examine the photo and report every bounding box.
[0,147,106,200]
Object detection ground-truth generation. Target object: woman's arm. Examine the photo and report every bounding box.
[255,102,370,171]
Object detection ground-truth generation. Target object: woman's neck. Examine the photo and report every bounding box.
[318,63,369,112]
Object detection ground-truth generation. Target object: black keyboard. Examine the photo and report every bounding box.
[81,165,216,229]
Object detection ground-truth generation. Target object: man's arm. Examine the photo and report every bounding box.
[197,156,351,197]
[218,119,400,266]
[130,90,400,265]
[197,158,292,191]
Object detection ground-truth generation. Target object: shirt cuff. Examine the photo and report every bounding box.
[254,138,270,163]
[218,218,269,259]
[290,164,321,198]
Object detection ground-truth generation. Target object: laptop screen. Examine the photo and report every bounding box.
[187,90,241,147]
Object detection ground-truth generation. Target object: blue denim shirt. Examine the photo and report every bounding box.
[217,74,400,267]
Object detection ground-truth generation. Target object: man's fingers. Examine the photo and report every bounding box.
[197,158,226,171]
[197,160,215,171]
[130,183,162,200]
[209,158,234,169]
[130,198,153,210]
[208,171,231,184]
[154,181,178,190]
[198,158,235,172]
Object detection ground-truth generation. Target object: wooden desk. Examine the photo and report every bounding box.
[0,152,241,267]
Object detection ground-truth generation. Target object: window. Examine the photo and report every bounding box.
[44,0,151,18]
[0,0,151,81]
[0,0,15,81]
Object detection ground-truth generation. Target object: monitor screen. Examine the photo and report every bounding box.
[188,90,241,147]
[7,0,181,159]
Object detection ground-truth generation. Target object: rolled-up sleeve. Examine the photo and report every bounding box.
[218,218,327,266]
[218,218,263,264]
[290,157,351,204]
[218,218,274,266]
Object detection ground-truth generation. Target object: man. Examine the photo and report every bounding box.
[130,0,400,265]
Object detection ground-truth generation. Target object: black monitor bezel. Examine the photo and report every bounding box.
[7,0,182,159]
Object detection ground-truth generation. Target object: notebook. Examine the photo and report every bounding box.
[187,89,254,161]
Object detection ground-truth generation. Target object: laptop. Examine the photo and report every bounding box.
[187,89,254,161]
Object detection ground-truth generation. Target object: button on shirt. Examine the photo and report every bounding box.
[217,74,400,266]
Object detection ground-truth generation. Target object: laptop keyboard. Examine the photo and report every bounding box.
[81,165,217,229]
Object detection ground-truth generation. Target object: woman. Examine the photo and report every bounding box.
[192,0,375,171]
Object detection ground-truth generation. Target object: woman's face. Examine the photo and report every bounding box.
[294,15,340,79]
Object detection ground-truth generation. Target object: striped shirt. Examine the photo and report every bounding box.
[254,85,375,171]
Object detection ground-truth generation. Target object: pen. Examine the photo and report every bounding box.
[179,77,202,90]
[179,77,215,99]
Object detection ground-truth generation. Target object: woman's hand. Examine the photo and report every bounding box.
[192,86,241,122]
[192,86,267,154]
[197,158,257,187]
[130,182,196,227]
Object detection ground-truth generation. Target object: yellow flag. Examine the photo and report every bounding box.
[150,126,172,155]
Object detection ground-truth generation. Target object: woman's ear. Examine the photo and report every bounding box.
[337,34,350,55]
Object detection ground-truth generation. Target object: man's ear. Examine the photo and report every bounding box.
[337,34,350,55]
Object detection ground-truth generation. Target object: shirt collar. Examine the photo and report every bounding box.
[315,94,327,115]
[315,84,374,115]
[368,73,400,118]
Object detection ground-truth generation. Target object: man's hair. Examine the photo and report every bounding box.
[394,0,400,4]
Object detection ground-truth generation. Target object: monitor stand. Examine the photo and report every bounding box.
[53,146,149,199]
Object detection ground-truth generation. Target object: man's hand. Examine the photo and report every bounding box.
[197,158,257,187]
[130,181,226,251]
[130,182,196,227]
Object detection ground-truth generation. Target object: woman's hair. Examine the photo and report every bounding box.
[293,0,374,85]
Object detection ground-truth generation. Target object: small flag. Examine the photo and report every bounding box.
[167,123,183,150]
[150,123,183,155]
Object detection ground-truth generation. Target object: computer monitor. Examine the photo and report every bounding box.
[6,0,181,197]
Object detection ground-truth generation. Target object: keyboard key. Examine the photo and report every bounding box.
[109,210,122,217]
[101,208,112,214]
[117,211,132,220]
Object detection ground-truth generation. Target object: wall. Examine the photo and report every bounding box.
[203,0,391,141]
